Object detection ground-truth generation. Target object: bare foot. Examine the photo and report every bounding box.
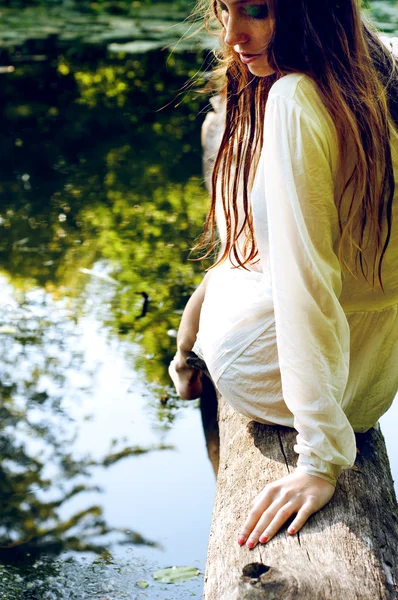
[169,352,203,400]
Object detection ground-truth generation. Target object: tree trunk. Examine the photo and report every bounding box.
[203,392,398,599]
[198,98,398,600]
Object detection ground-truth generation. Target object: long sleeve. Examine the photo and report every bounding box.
[257,91,357,487]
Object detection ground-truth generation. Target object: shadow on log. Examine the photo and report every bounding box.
[195,97,398,599]
[188,352,220,478]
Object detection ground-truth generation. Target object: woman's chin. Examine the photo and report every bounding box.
[247,63,275,78]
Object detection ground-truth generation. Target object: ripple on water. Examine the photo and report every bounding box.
[0,554,203,599]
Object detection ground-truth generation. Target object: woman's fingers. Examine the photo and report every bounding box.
[238,491,272,543]
[168,356,203,400]
[258,501,298,544]
[243,501,297,548]
[238,489,276,547]
[286,502,317,536]
[238,472,336,548]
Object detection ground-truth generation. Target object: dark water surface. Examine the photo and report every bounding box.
[0,2,397,598]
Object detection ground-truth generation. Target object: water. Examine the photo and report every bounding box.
[0,8,216,595]
[0,1,397,598]
[0,270,215,598]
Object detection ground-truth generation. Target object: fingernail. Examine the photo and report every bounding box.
[246,539,255,549]
[238,535,245,545]
[288,527,295,534]
[259,534,268,543]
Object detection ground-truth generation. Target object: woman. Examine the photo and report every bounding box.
[169,0,398,549]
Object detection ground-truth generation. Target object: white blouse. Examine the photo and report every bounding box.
[194,70,398,486]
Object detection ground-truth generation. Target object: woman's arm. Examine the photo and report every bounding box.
[168,273,209,399]
[259,89,357,486]
[238,80,357,549]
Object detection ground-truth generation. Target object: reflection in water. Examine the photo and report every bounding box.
[0,275,170,564]
[0,35,213,590]
[0,271,210,598]
[0,46,211,388]
[0,553,204,599]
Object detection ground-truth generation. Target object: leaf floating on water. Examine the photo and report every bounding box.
[13,237,29,247]
[152,566,201,584]
[136,580,149,589]
[108,41,164,54]
[79,268,119,285]
[0,325,18,335]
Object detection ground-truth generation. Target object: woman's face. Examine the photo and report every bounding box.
[218,0,275,77]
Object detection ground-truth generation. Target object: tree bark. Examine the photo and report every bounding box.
[203,393,398,600]
[198,98,398,600]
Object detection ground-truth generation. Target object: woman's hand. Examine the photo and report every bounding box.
[169,350,203,400]
[238,470,336,548]
[168,275,208,400]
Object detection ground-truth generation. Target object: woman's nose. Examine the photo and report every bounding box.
[224,17,250,47]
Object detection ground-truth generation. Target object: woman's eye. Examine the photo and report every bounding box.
[244,5,269,19]
[218,3,269,20]
[218,2,269,20]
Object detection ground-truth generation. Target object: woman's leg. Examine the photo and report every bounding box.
[215,322,295,428]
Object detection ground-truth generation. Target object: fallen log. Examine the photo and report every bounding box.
[196,97,398,599]
[204,393,398,599]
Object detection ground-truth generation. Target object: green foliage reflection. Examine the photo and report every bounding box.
[0,47,210,391]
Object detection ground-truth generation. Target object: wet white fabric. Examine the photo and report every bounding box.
[193,71,398,486]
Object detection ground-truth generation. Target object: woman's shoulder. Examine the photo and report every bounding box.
[268,73,334,134]
[269,73,321,109]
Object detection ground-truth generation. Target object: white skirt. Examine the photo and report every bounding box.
[192,263,295,427]
[193,263,398,436]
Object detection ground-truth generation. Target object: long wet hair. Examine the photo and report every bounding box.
[197,0,398,291]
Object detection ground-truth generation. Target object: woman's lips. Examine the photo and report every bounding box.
[239,53,262,64]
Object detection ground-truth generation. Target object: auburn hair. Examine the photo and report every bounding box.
[196,0,398,291]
